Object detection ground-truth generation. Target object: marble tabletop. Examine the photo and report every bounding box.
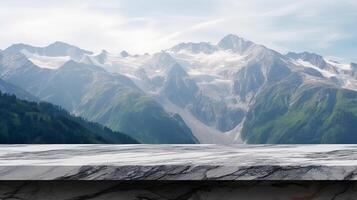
[0,144,356,180]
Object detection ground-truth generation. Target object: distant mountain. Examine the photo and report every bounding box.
[0,91,138,144]
[0,51,198,144]
[1,35,356,144]
[5,41,93,60]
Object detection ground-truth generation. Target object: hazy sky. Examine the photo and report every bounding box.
[0,0,356,62]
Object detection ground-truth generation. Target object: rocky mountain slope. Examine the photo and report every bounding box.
[0,78,37,102]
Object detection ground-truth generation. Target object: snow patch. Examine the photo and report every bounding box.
[169,50,247,77]
[292,59,335,78]
[21,50,70,69]
[157,96,238,144]
[326,59,351,71]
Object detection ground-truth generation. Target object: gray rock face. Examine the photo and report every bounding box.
[233,64,265,101]
[352,63,357,78]
[352,63,357,70]
[162,64,199,107]
[233,49,291,102]
[190,94,245,132]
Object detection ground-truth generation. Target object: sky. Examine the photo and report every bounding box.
[0,0,356,62]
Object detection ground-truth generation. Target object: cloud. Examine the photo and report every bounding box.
[0,0,355,62]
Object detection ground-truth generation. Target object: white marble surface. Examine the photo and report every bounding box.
[0,144,357,180]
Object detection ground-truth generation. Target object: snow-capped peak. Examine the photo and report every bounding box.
[44,41,93,58]
[2,41,95,69]
[47,41,76,50]
[217,34,255,54]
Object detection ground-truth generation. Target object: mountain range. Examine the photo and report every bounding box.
[0,34,356,144]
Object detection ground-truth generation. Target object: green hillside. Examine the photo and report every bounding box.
[0,91,138,144]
